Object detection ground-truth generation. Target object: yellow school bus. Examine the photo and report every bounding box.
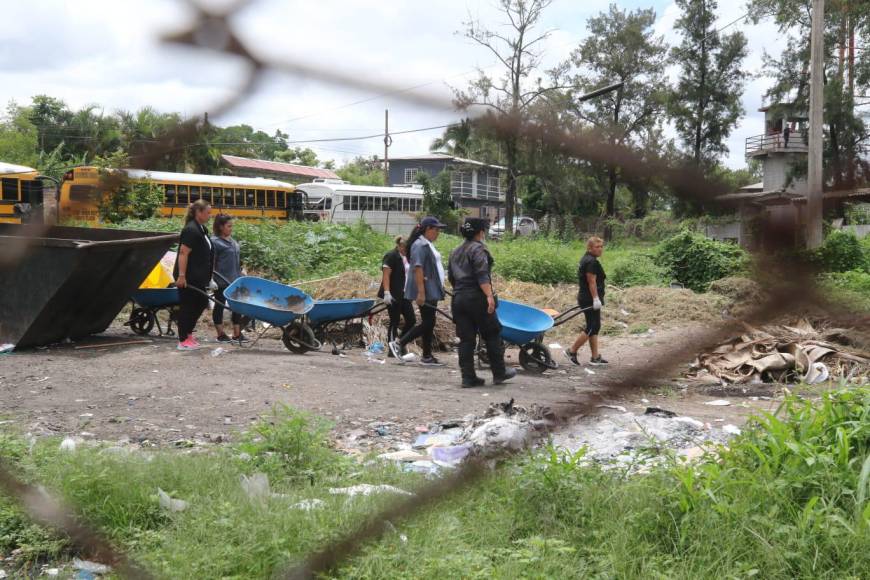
[0,162,43,224]
[59,166,303,223]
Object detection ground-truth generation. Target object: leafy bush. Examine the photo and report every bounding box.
[609,253,667,287]
[234,404,347,482]
[814,230,868,273]
[657,230,748,292]
[820,270,870,313]
[610,211,682,242]
[489,238,576,284]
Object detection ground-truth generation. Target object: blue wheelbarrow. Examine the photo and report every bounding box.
[126,288,181,336]
[306,298,388,350]
[222,276,318,353]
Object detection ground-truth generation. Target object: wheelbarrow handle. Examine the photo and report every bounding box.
[419,301,453,322]
[552,304,595,327]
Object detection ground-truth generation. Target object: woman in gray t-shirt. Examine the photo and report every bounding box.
[210,214,246,342]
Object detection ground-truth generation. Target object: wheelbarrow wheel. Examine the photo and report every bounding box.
[128,308,155,336]
[519,343,556,373]
[282,321,319,354]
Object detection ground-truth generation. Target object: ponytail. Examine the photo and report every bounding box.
[405,224,424,250]
[185,199,210,225]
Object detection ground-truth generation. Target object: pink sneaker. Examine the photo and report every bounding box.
[177,337,201,351]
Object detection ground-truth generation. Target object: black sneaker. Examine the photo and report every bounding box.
[419,356,445,367]
[232,333,250,344]
[590,356,609,366]
[493,367,518,384]
[388,340,404,360]
[216,334,232,343]
[564,349,580,366]
[462,376,485,388]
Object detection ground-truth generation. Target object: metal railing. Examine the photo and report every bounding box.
[745,132,809,156]
[450,172,504,200]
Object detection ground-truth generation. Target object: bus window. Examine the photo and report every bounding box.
[387,198,398,211]
[20,180,42,204]
[177,185,188,205]
[324,198,332,210]
[165,184,176,205]
[345,196,354,211]
[1,178,18,201]
[190,186,201,203]
[221,188,232,206]
[266,190,276,208]
[203,187,214,205]
[246,190,255,207]
[69,184,96,203]
[233,188,242,206]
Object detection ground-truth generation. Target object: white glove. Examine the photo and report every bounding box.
[592,297,602,311]
[208,279,218,291]
[383,291,395,305]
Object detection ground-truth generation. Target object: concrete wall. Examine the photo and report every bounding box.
[843,224,870,239]
[762,154,807,194]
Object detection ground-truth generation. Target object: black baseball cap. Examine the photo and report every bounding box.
[461,217,489,235]
[420,216,447,229]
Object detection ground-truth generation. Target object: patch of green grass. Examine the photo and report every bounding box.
[3,391,870,578]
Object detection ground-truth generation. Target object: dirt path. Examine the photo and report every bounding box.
[0,322,776,446]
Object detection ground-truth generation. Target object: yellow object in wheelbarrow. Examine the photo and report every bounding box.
[139,250,176,289]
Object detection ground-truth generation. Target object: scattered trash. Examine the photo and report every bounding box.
[0,343,15,354]
[376,426,390,436]
[0,570,7,579]
[211,347,226,357]
[328,484,413,498]
[240,473,271,503]
[290,499,325,511]
[73,559,111,575]
[704,399,731,406]
[378,450,428,462]
[584,368,596,375]
[722,424,742,436]
[76,572,96,580]
[644,407,677,418]
[466,416,532,454]
[548,342,563,349]
[157,488,189,512]
[597,404,627,413]
[385,520,408,543]
[367,341,385,354]
[45,569,59,577]
[430,444,471,465]
[689,319,869,384]
[59,437,77,452]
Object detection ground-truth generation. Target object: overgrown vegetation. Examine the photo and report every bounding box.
[657,229,748,292]
[1,390,869,577]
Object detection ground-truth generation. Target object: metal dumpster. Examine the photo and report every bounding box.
[0,224,177,348]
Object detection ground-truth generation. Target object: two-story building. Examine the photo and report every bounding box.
[387,153,506,222]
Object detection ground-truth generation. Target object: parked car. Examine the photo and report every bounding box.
[488,216,539,239]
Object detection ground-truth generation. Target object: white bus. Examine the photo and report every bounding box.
[296,180,425,235]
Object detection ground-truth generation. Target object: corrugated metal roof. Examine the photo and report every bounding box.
[388,152,507,171]
[221,154,339,179]
[0,161,38,175]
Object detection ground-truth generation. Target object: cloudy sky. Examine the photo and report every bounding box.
[0,0,785,169]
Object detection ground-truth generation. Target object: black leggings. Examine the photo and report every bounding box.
[212,287,242,327]
[178,287,209,342]
[387,296,416,343]
[581,304,602,337]
[452,291,505,378]
[398,300,437,358]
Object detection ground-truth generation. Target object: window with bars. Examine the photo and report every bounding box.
[403,168,419,184]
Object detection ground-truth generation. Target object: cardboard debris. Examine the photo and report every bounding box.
[689,319,869,384]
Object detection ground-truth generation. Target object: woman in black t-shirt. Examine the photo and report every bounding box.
[379,236,416,354]
[566,236,608,366]
[174,199,213,351]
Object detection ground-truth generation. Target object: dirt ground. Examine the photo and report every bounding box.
[0,316,784,449]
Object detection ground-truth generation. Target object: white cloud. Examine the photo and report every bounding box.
[0,0,787,170]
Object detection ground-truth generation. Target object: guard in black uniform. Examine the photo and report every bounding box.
[448,218,517,388]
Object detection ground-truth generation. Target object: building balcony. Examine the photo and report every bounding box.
[746,133,809,158]
[450,173,504,201]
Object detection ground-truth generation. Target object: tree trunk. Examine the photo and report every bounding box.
[604,165,617,241]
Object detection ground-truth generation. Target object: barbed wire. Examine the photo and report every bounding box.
[1,0,867,578]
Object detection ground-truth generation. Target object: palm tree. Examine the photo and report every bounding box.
[430,119,473,157]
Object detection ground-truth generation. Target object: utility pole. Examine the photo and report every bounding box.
[807,0,825,249]
[383,109,391,186]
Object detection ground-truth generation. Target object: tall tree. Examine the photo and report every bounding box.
[669,0,748,166]
[563,5,668,237]
[430,119,474,157]
[455,0,555,235]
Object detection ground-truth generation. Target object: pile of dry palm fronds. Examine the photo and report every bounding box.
[689,319,870,385]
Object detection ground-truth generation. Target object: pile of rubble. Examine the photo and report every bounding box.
[366,399,738,475]
[689,319,869,385]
